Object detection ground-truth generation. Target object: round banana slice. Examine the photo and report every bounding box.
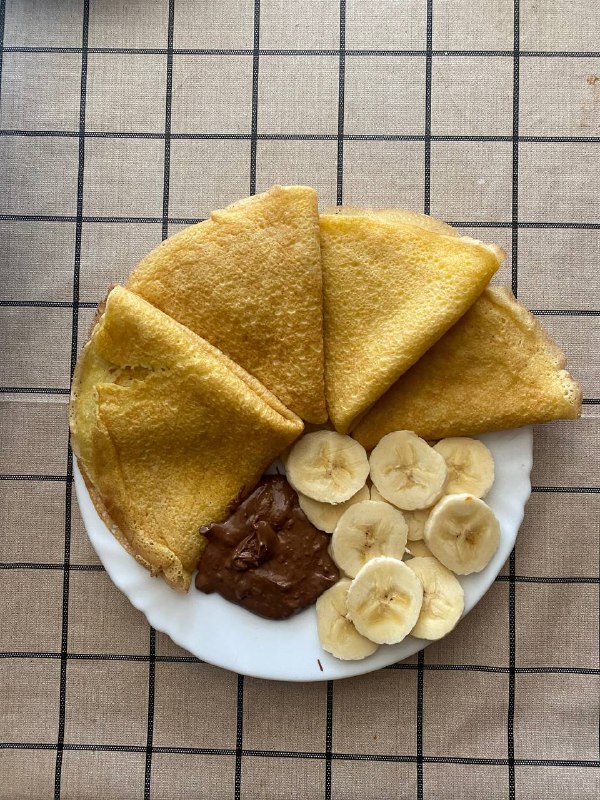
[403,540,434,560]
[330,501,408,578]
[316,579,378,661]
[424,493,500,575]
[406,556,465,640]
[405,508,430,541]
[433,438,495,498]
[286,431,369,504]
[369,484,385,503]
[369,430,448,511]
[298,484,370,534]
[346,556,423,645]
[372,484,430,540]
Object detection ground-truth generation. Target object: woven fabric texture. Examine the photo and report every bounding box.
[0,1,598,798]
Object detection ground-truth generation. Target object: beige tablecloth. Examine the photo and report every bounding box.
[1,1,599,798]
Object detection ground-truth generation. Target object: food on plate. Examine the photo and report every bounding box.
[325,205,459,237]
[195,475,338,619]
[369,484,385,503]
[346,556,423,645]
[127,185,326,422]
[424,494,500,575]
[406,556,465,640]
[285,430,369,504]
[69,185,584,672]
[370,483,430,540]
[433,437,495,498]
[316,579,378,660]
[403,508,431,542]
[353,287,583,448]
[317,430,496,658]
[369,430,448,510]
[297,484,370,534]
[403,540,434,560]
[69,287,303,592]
[319,211,504,433]
[330,500,408,578]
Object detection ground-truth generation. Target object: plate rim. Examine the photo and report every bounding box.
[74,426,533,681]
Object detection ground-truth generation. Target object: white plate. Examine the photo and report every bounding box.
[74,427,533,681]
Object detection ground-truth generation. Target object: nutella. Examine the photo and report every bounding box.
[195,476,339,619]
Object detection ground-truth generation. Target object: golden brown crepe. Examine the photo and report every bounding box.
[353,287,582,449]
[324,205,459,237]
[127,185,326,423]
[69,287,303,592]
[319,212,505,434]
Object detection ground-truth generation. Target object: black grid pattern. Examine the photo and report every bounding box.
[52,0,88,793]
[2,46,600,56]
[1,1,599,798]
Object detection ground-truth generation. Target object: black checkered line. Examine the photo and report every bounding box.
[2,129,600,142]
[4,385,564,404]
[2,45,600,57]
[417,3,434,795]
[50,1,89,796]
[142,4,174,797]
[327,7,346,796]
[2,474,600,494]
[0,740,598,770]
[0,561,598,585]
[1,1,599,798]
[0,0,5,98]
[0,650,598,676]
[2,213,600,228]
[5,387,600,401]
[1,214,599,229]
[2,302,599,316]
[508,5,521,796]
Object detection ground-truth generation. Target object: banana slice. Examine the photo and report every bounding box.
[424,493,500,574]
[369,430,447,510]
[403,540,434,560]
[298,484,370,534]
[405,508,430,541]
[433,438,495,498]
[346,556,423,644]
[330,500,408,578]
[406,556,465,640]
[286,431,369,503]
[371,483,429,540]
[369,484,385,503]
[316,579,378,660]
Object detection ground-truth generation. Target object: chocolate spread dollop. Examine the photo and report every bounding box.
[195,475,339,619]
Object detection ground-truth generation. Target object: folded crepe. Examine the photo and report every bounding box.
[353,287,582,449]
[324,205,459,237]
[127,185,326,423]
[319,210,505,433]
[69,287,303,592]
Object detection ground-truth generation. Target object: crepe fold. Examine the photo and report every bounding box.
[126,185,326,423]
[320,211,504,434]
[353,287,582,449]
[69,287,303,592]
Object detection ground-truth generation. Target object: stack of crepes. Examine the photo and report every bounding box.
[70,186,581,592]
